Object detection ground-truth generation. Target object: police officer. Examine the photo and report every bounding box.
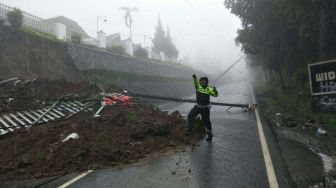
[185,73,218,142]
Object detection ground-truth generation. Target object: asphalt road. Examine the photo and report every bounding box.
[41,80,294,188]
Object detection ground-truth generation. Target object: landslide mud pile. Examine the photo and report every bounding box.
[0,79,201,181]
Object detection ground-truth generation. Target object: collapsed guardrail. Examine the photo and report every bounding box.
[0,100,94,135]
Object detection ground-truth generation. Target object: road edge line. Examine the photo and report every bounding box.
[58,170,93,188]
[250,81,279,188]
[255,107,279,188]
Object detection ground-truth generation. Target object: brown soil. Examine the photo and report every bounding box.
[0,79,201,181]
[0,78,101,110]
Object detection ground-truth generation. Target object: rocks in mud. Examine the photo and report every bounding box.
[273,113,297,128]
[303,119,319,129]
[169,140,177,147]
[131,122,171,140]
[326,169,336,187]
[0,78,203,181]
[16,155,33,168]
[170,111,181,118]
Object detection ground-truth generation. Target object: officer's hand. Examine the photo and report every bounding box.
[192,73,196,79]
[213,86,218,93]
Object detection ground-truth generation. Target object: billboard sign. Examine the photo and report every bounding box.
[308,59,336,112]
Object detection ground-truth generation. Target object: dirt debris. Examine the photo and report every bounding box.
[0,78,101,110]
[0,79,202,181]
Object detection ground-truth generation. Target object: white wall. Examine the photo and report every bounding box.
[82,38,98,46]
[55,23,66,41]
[97,31,106,48]
[121,38,133,56]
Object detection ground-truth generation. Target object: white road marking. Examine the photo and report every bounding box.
[250,82,279,188]
[58,170,93,188]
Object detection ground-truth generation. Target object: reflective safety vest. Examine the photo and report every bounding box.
[193,77,218,105]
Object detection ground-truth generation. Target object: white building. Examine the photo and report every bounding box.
[97,30,106,48]
[106,33,134,56]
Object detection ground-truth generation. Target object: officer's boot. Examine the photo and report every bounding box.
[206,131,213,142]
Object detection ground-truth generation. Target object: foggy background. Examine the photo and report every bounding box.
[1,0,243,75]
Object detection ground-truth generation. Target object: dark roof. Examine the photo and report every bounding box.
[43,16,90,38]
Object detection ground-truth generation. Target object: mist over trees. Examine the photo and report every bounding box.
[224,0,336,90]
[152,17,179,59]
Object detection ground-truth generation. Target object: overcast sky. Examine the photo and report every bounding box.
[1,0,243,74]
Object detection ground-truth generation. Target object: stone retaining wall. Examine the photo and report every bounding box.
[68,45,199,79]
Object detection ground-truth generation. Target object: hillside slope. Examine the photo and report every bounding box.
[0,27,82,82]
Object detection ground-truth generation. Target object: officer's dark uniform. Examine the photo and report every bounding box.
[187,74,218,141]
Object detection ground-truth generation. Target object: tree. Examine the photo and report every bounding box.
[152,17,166,54]
[165,27,179,59]
[152,17,179,59]
[224,0,336,90]
[7,8,23,30]
[119,7,138,41]
[134,46,148,58]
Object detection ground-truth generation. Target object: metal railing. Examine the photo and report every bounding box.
[0,2,84,42]
[0,2,56,36]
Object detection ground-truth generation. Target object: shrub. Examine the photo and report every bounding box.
[107,45,126,55]
[134,46,148,58]
[7,8,23,30]
[71,33,81,44]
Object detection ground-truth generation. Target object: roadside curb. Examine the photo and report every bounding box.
[263,113,326,188]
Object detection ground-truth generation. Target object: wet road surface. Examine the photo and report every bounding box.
[43,80,293,188]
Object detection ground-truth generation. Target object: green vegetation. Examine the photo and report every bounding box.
[134,46,148,59]
[224,0,336,125]
[71,33,81,44]
[255,68,312,122]
[254,58,336,127]
[106,45,127,55]
[6,8,23,30]
[19,27,66,44]
[152,17,179,59]
[82,69,190,85]
[225,0,336,89]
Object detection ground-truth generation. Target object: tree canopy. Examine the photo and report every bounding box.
[224,0,336,89]
[7,8,23,30]
[152,17,179,59]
